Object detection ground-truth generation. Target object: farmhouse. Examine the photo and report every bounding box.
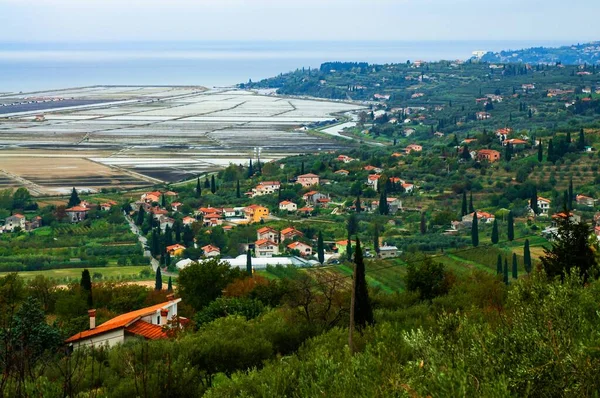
[378,245,399,259]
[303,191,329,206]
[66,206,89,223]
[364,165,383,173]
[141,191,162,204]
[182,216,196,226]
[287,241,313,257]
[405,144,423,154]
[4,214,26,232]
[166,244,186,256]
[202,213,222,227]
[249,181,281,197]
[337,155,355,163]
[281,227,303,241]
[279,200,298,212]
[366,174,381,191]
[477,149,501,163]
[65,297,181,349]
[476,112,491,120]
[170,202,182,212]
[297,173,320,187]
[576,194,595,207]
[537,197,551,215]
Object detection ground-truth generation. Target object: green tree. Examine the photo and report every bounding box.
[248,159,254,178]
[468,191,474,213]
[196,177,202,198]
[161,192,166,208]
[378,189,389,215]
[577,129,586,151]
[524,239,532,273]
[351,238,373,331]
[136,205,145,226]
[530,186,539,215]
[68,187,80,208]
[346,231,352,261]
[167,276,173,292]
[568,177,574,209]
[496,254,503,275]
[155,267,162,291]
[471,211,479,247]
[547,139,555,162]
[507,211,514,241]
[355,195,362,212]
[461,191,468,216]
[317,232,325,264]
[236,180,241,198]
[347,214,359,236]
[540,215,598,283]
[80,269,93,308]
[178,258,245,310]
[512,253,518,279]
[537,142,543,162]
[373,227,380,254]
[246,249,252,276]
[503,258,509,285]
[491,218,499,244]
[210,175,216,194]
[406,257,451,301]
[420,212,426,235]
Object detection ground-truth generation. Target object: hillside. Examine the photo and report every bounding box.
[481,41,600,65]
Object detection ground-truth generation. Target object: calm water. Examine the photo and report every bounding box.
[0,40,572,93]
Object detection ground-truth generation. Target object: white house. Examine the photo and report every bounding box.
[378,245,399,259]
[65,297,182,349]
[4,214,26,232]
[279,200,298,212]
[537,197,551,215]
[255,239,279,258]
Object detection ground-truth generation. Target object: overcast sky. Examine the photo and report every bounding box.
[0,0,598,43]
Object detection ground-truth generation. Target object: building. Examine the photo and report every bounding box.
[378,245,399,259]
[287,241,313,257]
[141,191,162,204]
[170,202,183,212]
[297,173,320,188]
[255,239,279,258]
[202,213,222,227]
[476,112,491,120]
[65,297,181,349]
[201,245,221,257]
[337,155,355,163]
[166,244,186,257]
[250,181,281,198]
[462,211,495,226]
[66,206,89,223]
[405,144,423,154]
[477,149,501,163]
[576,194,595,207]
[366,174,381,191]
[279,200,298,212]
[281,227,303,241]
[364,165,383,173]
[244,205,270,223]
[303,191,329,206]
[257,226,279,243]
[334,169,350,176]
[537,197,551,215]
[182,216,196,226]
[4,214,26,232]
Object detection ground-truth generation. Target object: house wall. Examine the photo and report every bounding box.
[72,329,125,349]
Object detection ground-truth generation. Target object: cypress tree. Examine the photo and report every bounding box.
[568,177,574,209]
[155,267,162,291]
[507,211,514,241]
[248,159,254,178]
[174,220,182,242]
[512,253,518,279]
[491,218,499,244]
[346,231,352,261]
[167,277,173,292]
[210,175,216,194]
[68,187,80,208]
[317,232,325,264]
[246,248,252,276]
[563,190,570,211]
[505,143,512,162]
[301,161,305,174]
[537,142,543,162]
[356,195,362,213]
[547,139,555,162]
[420,212,426,235]
[378,190,388,215]
[196,177,202,197]
[524,239,532,273]
[373,227,380,254]
[496,254,503,275]
[164,225,173,246]
[530,186,539,215]
[236,180,241,198]
[577,129,586,151]
[566,131,572,144]
[503,258,509,285]
[352,238,374,331]
[136,205,145,226]
[165,252,171,267]
[461,191,468,216]
[204,178,210,189]
[80,269,93,308]
[161,193,166,208]
[471,211,479,247]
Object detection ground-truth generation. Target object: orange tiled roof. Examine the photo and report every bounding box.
[201,244,220,253]
[287,241,310,250]
[257,226,277,234]
[298,173,319,178]
[65,300,178,343]
[256,239,277,246]
[125,320,167,340]
[166,244,186,252]
[66,206,90,212]
[281,227,302,236]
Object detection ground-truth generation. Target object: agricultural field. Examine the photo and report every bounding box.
[0,86,364,195]
[0,265,150,284]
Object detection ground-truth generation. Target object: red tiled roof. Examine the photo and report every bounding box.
[166,244,186,252]
[256,239,277,246]
[298,173,319,178]
[201,244,220,253]
[65,300,179,343]
[257,226,277,234]
[66,206,90,212]
[287,241,310,250]
[304,191,319,196]
[281,227,302,236]
[125,320,167,340]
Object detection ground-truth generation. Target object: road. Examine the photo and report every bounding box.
[124,213,159,272]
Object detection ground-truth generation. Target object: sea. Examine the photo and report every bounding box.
[0,40,574,93]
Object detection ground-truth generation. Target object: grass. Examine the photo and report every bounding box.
[0,266,151,282]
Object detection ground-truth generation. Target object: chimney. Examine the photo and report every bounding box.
[88,309,96,330]
[166,293,175,301]
[160,309,169,326]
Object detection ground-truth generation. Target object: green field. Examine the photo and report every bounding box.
[0,266,151,282]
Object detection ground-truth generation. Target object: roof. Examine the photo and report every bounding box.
[65,299,180,343]
[304,191,319,196]
[288,241,311,250]
[166,244,186,252]
[538,197,551,203]
[368,174,381,181]
[255,239,277,246]
[335,240,355,246]
[201,244,220,253]
[257,226,277,234]
[477,149,500,155]
[281,227,302,236]
[260,181,281,185]
[298,207,314,212]
[66,206,90,212]
[9,213,25,219]
[335,169,349,174]
[125,320,167,340]
[298,173,319,178]
[279,200,296,206]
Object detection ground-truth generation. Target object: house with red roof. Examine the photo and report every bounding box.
[166,244,186,256]
[537,197,551,215]
[255,239,279,258]
[65,297,182,349]
[303,191,329,206]
[337,155,355,163]
[66,206,89,223]
[4,214,26,232]
[257,226,279,243]
[297,173,320,188]
[287,241,313,257]
[576,194,595,207]
[141,191,162,204]
[334,169,350,176]
[476,149,501,163]
[201,245,221,257]
[182,216,196,226]
[281,227,303,241]
[366,174,381,191]
[279,200,297,212]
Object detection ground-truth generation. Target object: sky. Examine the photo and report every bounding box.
[0,0,598,43]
